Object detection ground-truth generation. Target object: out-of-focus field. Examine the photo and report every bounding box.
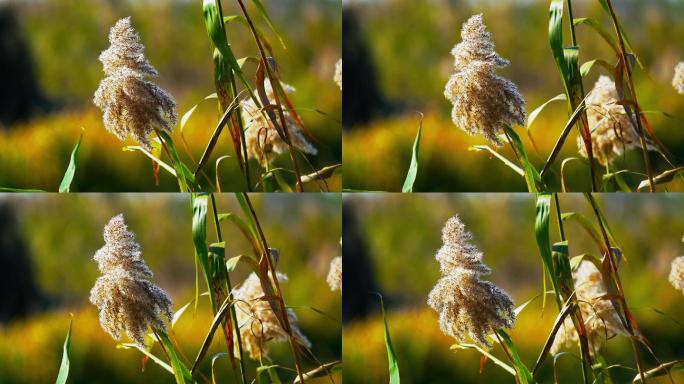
[343,193,684,383]
[0,0,341,191]
[0,194,341,383]
[343,0,684,191]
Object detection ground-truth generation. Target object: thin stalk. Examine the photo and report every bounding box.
[604,0,655,192]
[215,0,252,192]
[585,193,647,382]
[566,0,598,192]
[566,0,578,46]
[553,193,565,241]
[551,193,591,384]
[493,330,516,367]
[230,74,252,191]
[240,192,306,383]
[210,194,247,384]
[235,0,304,192]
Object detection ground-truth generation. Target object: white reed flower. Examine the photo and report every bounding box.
[93,17,177,150]
[672,62,684,95]
[89,214,173,348]
[242,80,317,167]
[427,216,515,347]
[334,59,342,90]
[669,256,684,293]
[233,272,311,360]
[327,256,342,292]
[550,260,628,355]
[577,75,652,165]
[444,14,526,146]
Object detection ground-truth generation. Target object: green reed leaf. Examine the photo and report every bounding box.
[469,145,524,177]
[637,167,684,191]
[504,125,541,192]
[378,295,400,384]
[573,18,618,53]
[180,93,217,132]
[402,116,422,193]
[249,0,286,48]
[55,320,72,384]
[496,330,535,384]
[535,194,561,310]
[158,131,196,192]
[527,94,566,131]
[549,0,570,96]
[257,365,283,384]
[292,361,342,383]
[192,194,211,312]
[156,329,191,384]
[59,131,83,193]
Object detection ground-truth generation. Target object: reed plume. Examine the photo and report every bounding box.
[327,256,342,292]
[233,271,311,360]
[242,80,317,166]
[334,59,342,90]
[550,260,628,355]
[427,216,515,347]
[89,214,173,348]
[577,75,652,165]
[444,14,526,147]
[669,256,684,293]
[673,62,684,95]
[93,17,177,150]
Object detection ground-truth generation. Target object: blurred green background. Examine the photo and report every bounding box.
[343,193,684,383]
[342,0,684,192]
[0,193,341,383]
[0,0,342,191]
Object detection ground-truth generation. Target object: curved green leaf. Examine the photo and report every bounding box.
[55,320,72,384]
[59,131,83,193]
[402,116,423,193]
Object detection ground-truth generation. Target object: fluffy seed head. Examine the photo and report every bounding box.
[550,260,628,355]
[444,14,526,147]
[578,75,653,165]
[93,17,177,150]
[427,216,515,347]
[89,214,173,348]
[327,256,342,292]
[669,256,684,293]
[233,272,311,360]
[242,80,317,167]
[673,62,684,95]
[334,59,342,90]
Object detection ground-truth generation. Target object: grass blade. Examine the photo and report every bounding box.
[249,0,286,48]
[573,18,618,53]
[637,167,684,191]
[527,94,566,131]
[180,93,217,132]
[292,361,342,383]
[192,194,211,312]
[191,296,232,375]
[378,295,400,384]
[158,131,196,192]
[402,115,423,193]
[504,125,542,192]
[117,343,174,374]
[632,360,684,383]
[469,145,525,177]
[55,320,72,384]
[156,330,190,384]
[257,365,283,384]
[496,330,535,384]
[59,131,83,193]
[535,194,561,310]
[452,342,516,376]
